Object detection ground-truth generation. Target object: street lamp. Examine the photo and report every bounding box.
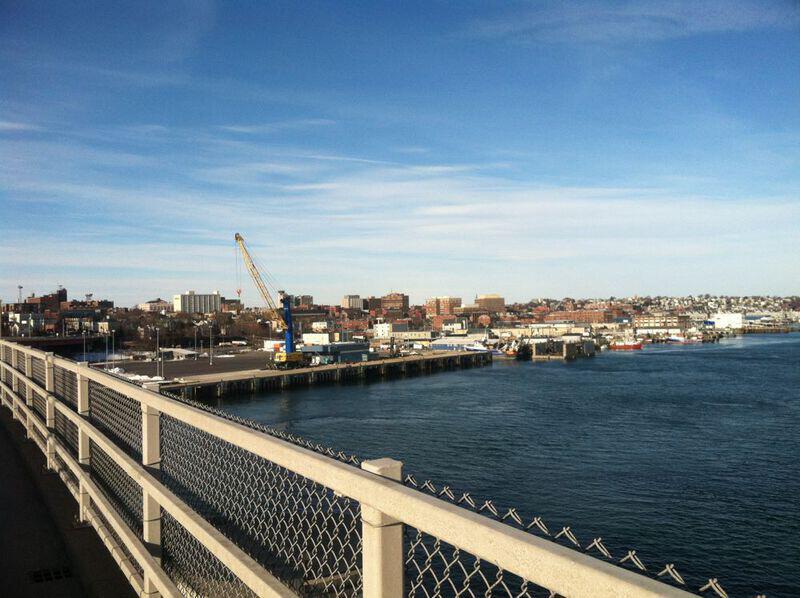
[111,329,116,364]
[209,322,214,366]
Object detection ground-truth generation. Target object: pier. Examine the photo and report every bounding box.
[529,338,597,361]
[158,350,492,399]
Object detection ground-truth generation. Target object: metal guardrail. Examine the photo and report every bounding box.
[0,339,707,597]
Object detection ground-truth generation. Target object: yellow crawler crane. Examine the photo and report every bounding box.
[234,233,303,369]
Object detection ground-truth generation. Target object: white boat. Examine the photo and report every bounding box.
[464,343,491,352]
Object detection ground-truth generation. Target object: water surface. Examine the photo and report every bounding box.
[215,334,800,596]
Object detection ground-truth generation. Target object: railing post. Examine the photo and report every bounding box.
[45,352,55,393]
[12,363,19,394]
[361,458,404,598]
[24,373,34,439]
[142,392,162,597]
[77,364,91,522]
[45,395,56,470]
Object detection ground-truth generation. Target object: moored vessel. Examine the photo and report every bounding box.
[609,339,643,350]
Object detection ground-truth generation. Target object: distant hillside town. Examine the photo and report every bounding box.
[2,286,797,354]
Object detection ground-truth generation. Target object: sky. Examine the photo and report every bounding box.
[1,0,799,307]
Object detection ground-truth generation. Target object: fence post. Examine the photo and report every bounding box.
[77,364,91,522]
[361,458,404,598]
[46,395,56,470]
[24,354,33,436]
[141,386,162,597]
[45,352,55,393]
[25,375,34,406]
[12,359,19,393]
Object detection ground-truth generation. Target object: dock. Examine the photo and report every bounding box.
[157,350,492,399]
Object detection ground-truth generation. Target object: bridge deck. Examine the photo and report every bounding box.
[0,409,134,598]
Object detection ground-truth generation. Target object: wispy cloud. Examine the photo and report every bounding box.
[466,0,800,44]
[217,119,336,135]
[0,120,42,132]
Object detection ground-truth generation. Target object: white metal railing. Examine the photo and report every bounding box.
[0,339,697,598]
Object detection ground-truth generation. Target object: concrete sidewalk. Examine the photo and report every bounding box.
[0,409,135,598]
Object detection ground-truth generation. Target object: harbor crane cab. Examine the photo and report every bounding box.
[234,233,304,369]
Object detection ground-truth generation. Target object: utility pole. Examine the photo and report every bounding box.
[111,330,115,364]
[82,330,87,359]
[194,327,198,359]
[209,322,214,366]
[104,333,109,369]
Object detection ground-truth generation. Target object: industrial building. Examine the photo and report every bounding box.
[300,342,371,364]
[173,291,221,314]
[711,312,744,330]
[633,312,691,333]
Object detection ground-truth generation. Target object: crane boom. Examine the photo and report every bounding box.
[234,233,284,326]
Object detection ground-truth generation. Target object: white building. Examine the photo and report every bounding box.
[137,298,173,313]
[302,332,332,345]
[712,312,744,330]
[173,291,221,314]
[341,295,362,309]
[372,322,409,339]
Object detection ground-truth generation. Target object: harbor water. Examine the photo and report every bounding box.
[215,334,800,596]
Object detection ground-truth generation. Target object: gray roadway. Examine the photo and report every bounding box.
[0,409,134,598]
[110,350,271,379]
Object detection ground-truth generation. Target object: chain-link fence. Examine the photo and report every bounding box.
[92,498,145,579]
[402,475,708,596]
[53,365,78,409]
[88,381,142,459]
[90,440,143,538]
[32,392,46,419]
[54,408,79,458]
[161,412,363,596]
[162,511,256,598]
[31,355,46,387]
[14,349,26,374]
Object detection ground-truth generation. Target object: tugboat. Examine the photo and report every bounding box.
[609,337,643,351]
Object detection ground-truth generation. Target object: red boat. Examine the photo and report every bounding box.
[609,340,643,350]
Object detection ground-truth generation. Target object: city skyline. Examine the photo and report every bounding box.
[2,282,797,311]
[2,1,799,305]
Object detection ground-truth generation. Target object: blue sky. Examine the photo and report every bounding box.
[1,1,798,306]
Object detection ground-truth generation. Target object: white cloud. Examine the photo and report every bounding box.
[2,123,798,304]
